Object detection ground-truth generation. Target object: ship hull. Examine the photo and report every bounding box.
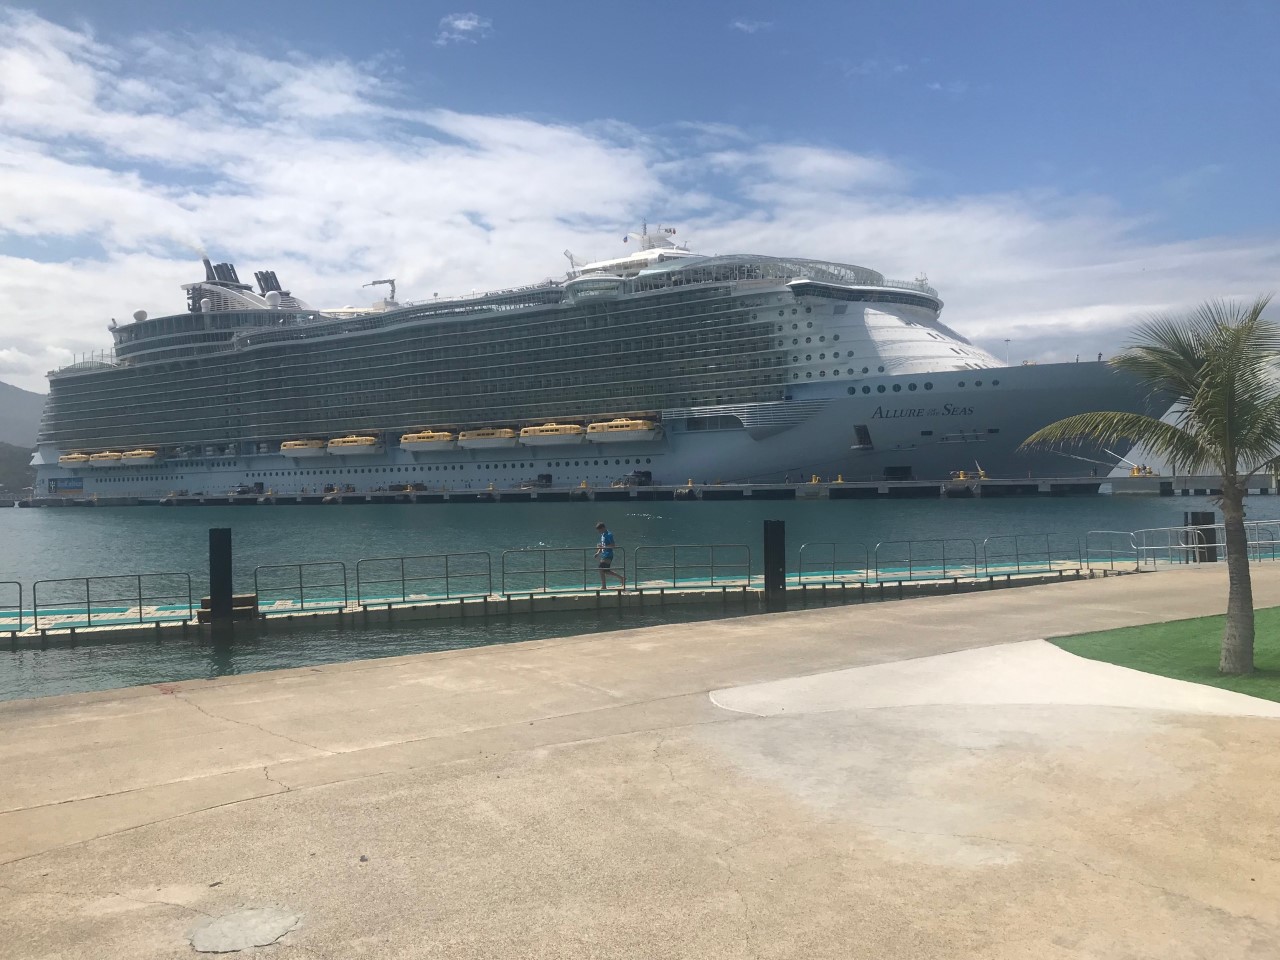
[32,362,1161,497]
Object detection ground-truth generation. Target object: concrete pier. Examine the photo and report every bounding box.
[3,566,1280,957]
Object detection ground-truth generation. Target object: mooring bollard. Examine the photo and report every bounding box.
[209,527,233,621]
[763,519,786,612]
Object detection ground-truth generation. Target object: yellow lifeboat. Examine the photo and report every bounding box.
[519,423,586,446]
[327,435,382,455]
[58,453,91,468]
[586,418,660,443]
[122,449,159,465]
[88,451,124,467]
[280,439,327,458]
[400,430,457,452]
[458,428,519,449]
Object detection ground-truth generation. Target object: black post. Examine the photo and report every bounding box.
[1184,511,1218,563]
[209,527,233,620]
[763,519,786,612]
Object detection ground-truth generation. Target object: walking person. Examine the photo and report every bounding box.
[594,521,625,590]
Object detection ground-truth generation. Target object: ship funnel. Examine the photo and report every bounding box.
[203,258,215,282]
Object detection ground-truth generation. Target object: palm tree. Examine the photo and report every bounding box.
[1023,295,1280,675]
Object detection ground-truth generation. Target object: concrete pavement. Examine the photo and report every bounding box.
[3,566,1280,958]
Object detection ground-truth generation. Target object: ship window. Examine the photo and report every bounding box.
[908,383,917,391]
[793,374,799,379]
[780,311,786,317]
[794,310,800,316]
[925,382,933,390]
[876,385,886,393]
[806,372,812,379]
[892,384,901,392]
[805,355,811,361]
[877,366,885,373]
[848,369,854,375]
[958,381,965,387]
[819,353,825,360]
[819,371,826,377]
[792,339,798,345]
[862,367,869,374]
[992,379,1000,386]
[988,428,1000,434]
[805,307,812,313]
[975,380,983,387]
[833,334,840,340]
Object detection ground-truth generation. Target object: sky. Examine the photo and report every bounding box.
[1,1,1277,393]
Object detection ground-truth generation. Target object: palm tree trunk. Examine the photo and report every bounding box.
[1219,483,1255,675]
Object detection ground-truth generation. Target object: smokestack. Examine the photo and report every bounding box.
[203,257,215,282]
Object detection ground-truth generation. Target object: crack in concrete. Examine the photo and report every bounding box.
[262,766,292,792]
[0,881,214,917]
[171,691,332,755]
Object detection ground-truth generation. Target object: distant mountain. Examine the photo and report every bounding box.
[0,379,44,448]
[0,441,35,495]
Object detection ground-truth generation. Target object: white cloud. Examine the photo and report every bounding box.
[729,20,772,34]
[0,11,1276,395]
[435,12,492,46]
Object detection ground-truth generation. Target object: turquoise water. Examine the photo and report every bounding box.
[2,495,1274,700]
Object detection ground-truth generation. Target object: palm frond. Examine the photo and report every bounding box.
[1021,411,1217,473]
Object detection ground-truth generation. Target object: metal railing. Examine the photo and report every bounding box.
[32,573,193,631]
[982,534,1082,576]
[356,552,492,606]
[874,539,979,581]
[1084,530,1139,570]
[1131,520,1280,567]
[1,581,23,632]
[254,562,348,613]
[796,542,871,583]
[500,547,628,595]
[633,544,752,588]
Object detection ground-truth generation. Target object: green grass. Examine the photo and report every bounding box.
[1052,606,1280,702]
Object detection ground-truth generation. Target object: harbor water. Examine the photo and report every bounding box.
[4,495,1276,701]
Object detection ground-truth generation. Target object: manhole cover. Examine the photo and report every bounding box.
[189,907,300,953]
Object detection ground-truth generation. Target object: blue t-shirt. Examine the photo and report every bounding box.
[599,530,615,559]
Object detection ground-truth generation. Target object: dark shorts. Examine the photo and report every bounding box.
[598,557,613,569]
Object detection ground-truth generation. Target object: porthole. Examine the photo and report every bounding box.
[806,372,813,379]
[805,337,812,344]
[819,335,826,342]
[819,370,826,377]
[925,382,933,390]
[847,368,854,375]
[958,381,965,388]
[877,365,885,373]
[780,310,786,317]
[646,458,652,463]
[805,354,812,361]
[832,370,840,376]
[778,340,784,347]
[792,323,798,330]
[975,380,983,387]
[805,306,812,313]
[806,321,812,328]
[776,325,782,332]
[908,383,917,391]
[862,366,869,374]
[793,338,799,345]
[892,384,902,392]
[832,351,840,358]
[833,334,840,341]
[876,385,886,393]
[819,353,826,360]
[793,356,799,362]
[793,309,799,315]
[793,373,799,379]
[992,379,1000,386]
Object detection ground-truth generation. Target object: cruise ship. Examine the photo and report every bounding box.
[32,227,1162,497]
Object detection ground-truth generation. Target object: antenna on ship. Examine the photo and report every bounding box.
[363,278,397,303]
